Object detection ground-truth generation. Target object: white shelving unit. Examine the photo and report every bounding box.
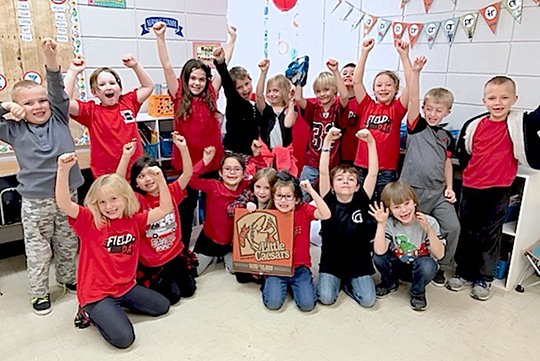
[136,113,174,164]
[495,166,540,291]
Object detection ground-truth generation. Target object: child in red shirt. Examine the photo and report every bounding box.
[65,55,154,178]
[262,172,331,311]
[353,39,412,200]
[56,153,172,349]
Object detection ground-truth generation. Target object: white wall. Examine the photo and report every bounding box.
[76,0,228,107]
[227,0,540,129]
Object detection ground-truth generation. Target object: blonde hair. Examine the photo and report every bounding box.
[423,87,454,109]
[485,76,516,94]
[267,74,292,106]
[84,174,140,228]
[381,181,418,208]
[313,71,337,94]
[11,80,43,103]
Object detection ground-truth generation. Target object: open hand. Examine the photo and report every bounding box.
[412,56,427,72]
[368,202,389,223]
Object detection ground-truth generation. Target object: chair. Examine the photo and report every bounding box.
[515,240,540,293]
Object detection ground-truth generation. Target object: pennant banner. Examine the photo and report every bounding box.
[392,21,407,41]
[480,2,501,34]
[401,0,411,9]
[424,21,441,49]
[423,0,433,13]
[351,10,365,30]
[363,14,377,37]
[443,17,458,44]
[460,12,479,41]
[376,18,392,42]
[408,23,423,48]
[502,0,522,24]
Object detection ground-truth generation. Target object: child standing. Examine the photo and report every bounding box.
[338,62,361,164]
[399,56,460,287]
[0,39,83,315]
[56,153,171,349]
[353,39,412,200]
[370,181,445,311]
[286,59,349,201]
[65,54,154,178]
[317,127,378,307]
[447,76,523,301]
[262,173,331,312]
[117,134,196,304]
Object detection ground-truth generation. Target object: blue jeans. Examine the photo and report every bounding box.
[83,285,170,349]
[262,266,316,311]
[373,252,437,296]
[317,272,376,307]
[299,165,319,202]
[357,168,397,201]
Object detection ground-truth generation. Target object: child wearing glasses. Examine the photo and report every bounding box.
[261,172,331,311]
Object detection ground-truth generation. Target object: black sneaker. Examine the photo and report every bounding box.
[431,269,446,287]
[59,282,77,294]
[375,283,399,298]
[31,294,52,315]
[410,293,427,311]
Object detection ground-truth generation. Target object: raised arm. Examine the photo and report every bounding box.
[146,166,173,224]
[407,56,427,126]
[122,54,154,104]
[56,153,80,219]
[283,97,298,128]
[356,129,379,199]
[300,180,331,220]
[213,25,238,92]
[319,127,341,198]
[256,59,270,113]
[42,38,59,72]
[395,39,412,108]
[116,139,137,178]
[153,22,180,97]
[326,59,348,107]
[0,102,25,121]
[353,38,374,103]
[294,84,307,110]
[369,202,390,255]
[64,57,85,117]
[173,132,192,190]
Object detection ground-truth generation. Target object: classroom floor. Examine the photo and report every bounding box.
[0,244,538,361]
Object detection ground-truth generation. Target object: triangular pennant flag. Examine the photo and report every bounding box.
[341,4,354,21]
[376,18,392,43]
[392,22,407,41]
[502,0,522,24]
[480,2,501,34]
[423,0,433,13]
[400,0,411,8]
[408,23,423,48]
[460,12,479,41]
[351,10,365,30]
[443,18,459,44]
[331,0,343,13]
[363,15,377,37]
[424,21,441,49]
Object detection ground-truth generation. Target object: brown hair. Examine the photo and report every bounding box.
[11,80,43,102]
[485,76,516,94]
[89,67,123,93]
[373,70,400,94]
[329,165,359,187]
[229,66,251,83]
[267,74,292,107]
[423,87,454,109]
[251,168,278,209]
[380,181,418,208]
[177,58,218,120]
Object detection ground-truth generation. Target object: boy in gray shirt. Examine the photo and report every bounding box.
[0,38,83,315]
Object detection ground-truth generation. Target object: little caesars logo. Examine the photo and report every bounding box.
[255,240,290,261]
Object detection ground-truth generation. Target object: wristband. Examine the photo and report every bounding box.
[321,148,331,152]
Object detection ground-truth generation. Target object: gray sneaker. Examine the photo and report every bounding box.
[470,280,492,301]
[445,276,472,292]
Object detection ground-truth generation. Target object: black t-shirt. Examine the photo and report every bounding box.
[319,188,375,279]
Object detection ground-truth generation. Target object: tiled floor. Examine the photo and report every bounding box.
[1,248,538,361]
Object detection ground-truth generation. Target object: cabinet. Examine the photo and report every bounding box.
[495,166,540,290]
[137,113,174,165]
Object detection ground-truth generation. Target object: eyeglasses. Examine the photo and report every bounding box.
[274,193,295,201]
[222,166,243,174]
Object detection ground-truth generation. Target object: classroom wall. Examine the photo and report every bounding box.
[227,0,540,129]
[76,0,228,107]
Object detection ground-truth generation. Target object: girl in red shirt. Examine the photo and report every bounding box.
[56,153,172,349]
[262,172,331,311]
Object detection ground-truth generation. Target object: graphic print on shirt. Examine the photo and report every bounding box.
[366,114,391,133]
[120,109,136,123]
[145,212,177,253]
[351,210,363,223]
[391,233,429,263]
[311,121,334,150]
[104,233,136,255]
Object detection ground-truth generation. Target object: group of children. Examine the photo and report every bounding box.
[1,19,539,349]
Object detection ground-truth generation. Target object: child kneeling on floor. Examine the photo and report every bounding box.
[369,181,445,311]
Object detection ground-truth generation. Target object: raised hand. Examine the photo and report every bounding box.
[57,152,78,170]
[227,24,238,40]
[323,127,341,147]
[251,139,262,157]
[122,54,138,68]
[147,165,164,179]
[326,58,339,73]
[122,138,137,158]
[412,56,427,72]
[213,47,225,64]
[368,202,389,223]
[172,131,187,150]
[41,38,58,58]
[299,179,313,193]
[416,212,433,233]
[1,102,25,121]
[356,128,374,144]
[69,56,86,74]
[203,146,216,166]
[361,38,375,54]
[395,39,410,56]
[258,59,270,73]
[152,22,167,38]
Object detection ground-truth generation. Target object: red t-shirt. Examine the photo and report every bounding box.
[354,96,407,170]
[462,117,518,188]
[292,203,317,268]
[136,182,187,267]
[189,161,249,246]
[302,99,342,168]
[170,81,223,172]
[69,206,148,307]
[75,90,143,178]
[338,97,361,163]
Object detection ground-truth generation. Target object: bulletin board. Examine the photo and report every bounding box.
[0,0,86,153]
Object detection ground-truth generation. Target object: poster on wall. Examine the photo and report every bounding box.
[193,42,221,68]
[232,209,294,277]
[88,0,126,8]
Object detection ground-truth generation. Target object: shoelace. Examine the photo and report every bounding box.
[31,295,49,305]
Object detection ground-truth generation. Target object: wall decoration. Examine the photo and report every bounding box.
[192,42,221,68]
[140,17,183,36]
[23,71,43,84]
[502,0,523,23]
[88,0,126,8]
[376,18,392,42]
[460,12,479,40]
[272,0,298,12]
[481,2,502,34]
[408,23,423,47]
[0,74,7,93]
[363,14,377,37]
[424,21,441,49]
[392,21,407,41]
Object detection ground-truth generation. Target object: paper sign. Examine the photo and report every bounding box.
[481,2,501,34]
[141,17,183,36]
[23,71,43,84]
[424,21,441,49]
[193,42,220,68]
[232,209,294,277]
[408,23,423,48]
[460,12,479,41]
[443,18,458,44]
[376,18,391,42]
[392,22,406,41]
[0,74,7,92]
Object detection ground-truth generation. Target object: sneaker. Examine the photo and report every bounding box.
[375,283,399,298]
[59,282,77,294]
[410,294,427,311]
[445,276,472,292]
[470,280,492,301]
[31,294,52,315]
[431,269,446,287]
